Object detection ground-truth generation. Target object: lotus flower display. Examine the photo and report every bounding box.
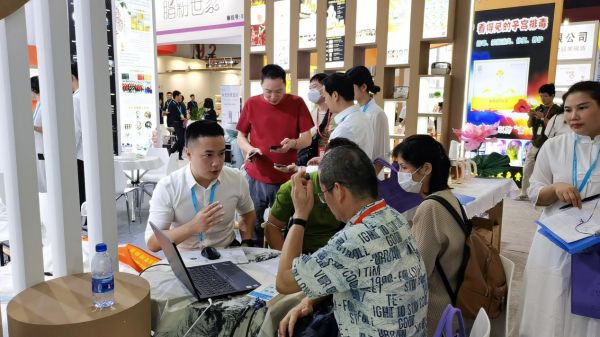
[453,122,499,151]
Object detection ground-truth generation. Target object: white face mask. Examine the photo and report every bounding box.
[397,167,425,193]
[307,89,321,104]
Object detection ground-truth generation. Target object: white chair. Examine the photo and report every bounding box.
[80,201,87,231]
[139,152,179,206]
[139,147,169,196]
[490,255,515,337]
[470,308,491,337]
[115,161,139,232]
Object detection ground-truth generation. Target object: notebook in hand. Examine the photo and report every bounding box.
[149,222,260,300]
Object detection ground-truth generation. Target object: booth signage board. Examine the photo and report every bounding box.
[423,0,450,39]
[220,85,241,124]
[325,0,346,69]
[558,22,598,61]
[251,0,266,52]
[113,0,158,154]
[386,0,411,65]
[155,0,243,43]
[555,63,593,88]
[274,0,291,70]
[299,0,317,49]
[466,3,556,167]
[355,0,377,45]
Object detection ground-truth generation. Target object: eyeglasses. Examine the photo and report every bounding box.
[574,200,600,235]
[317,185,335,204]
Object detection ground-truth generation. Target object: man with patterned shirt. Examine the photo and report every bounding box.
[276,145,428,337]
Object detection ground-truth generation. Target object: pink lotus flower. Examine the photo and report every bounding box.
[453,123,499,151]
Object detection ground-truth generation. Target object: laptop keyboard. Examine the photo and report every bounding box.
[189,264,236,294]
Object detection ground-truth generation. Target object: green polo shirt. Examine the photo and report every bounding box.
[270,172,342,253]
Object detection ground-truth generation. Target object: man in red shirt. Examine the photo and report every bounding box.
[237,64,314,244]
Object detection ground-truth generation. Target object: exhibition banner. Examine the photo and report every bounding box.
[355,0,377,45]
[299,0,317,49]
[325,0,346,69]
[220,85,241,124]
[467,4,555,166]
[251,0,266,52]
[156,0,243,37]
[113,0,159,154]
[274,0,291,70]
[386,0,411,65]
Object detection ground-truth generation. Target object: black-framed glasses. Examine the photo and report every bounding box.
[574,199,600,235]
[317,185,335,203]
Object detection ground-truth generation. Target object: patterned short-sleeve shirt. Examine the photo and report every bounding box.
[292,201,428,337]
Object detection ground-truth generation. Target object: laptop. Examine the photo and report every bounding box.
[149,222,260,300]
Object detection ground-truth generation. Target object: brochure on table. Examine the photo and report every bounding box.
[113,0,158,154]
[466,4,557,167]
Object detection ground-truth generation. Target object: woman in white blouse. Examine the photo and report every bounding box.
[31,76,46,192]
[520,81,600,336]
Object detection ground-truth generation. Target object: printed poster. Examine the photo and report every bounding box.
[326,0,346,69]
[299,0,317,49]
[386,0,411,65]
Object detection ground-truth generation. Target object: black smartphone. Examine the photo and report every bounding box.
[273,163,287,168]
[247,151,259,160]
[270,145,283,151]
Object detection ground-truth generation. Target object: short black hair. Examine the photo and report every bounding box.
[190,94,195,98]
[71,63,79,80]
[203,98,214,109]
[325,137,358,152]
[319,145,378,200]
[346,65,380,94]
[310,73,328,84]
[539,83,555,96]
[185,120,224,147]
[394,135,450,194]
[563,81,600,106]
[172,90,181,98]
[261,64,286,84]
[167,91,172,95]
[30,76,40,94]
[322,73,354,101]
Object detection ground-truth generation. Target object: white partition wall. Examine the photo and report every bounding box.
[74,0,119,268]
[0,7,45,291]
[32,0,83,277]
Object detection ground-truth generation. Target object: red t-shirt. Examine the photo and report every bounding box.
[237,94,313,184]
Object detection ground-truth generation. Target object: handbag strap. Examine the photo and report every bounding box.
[432,304,466,337]
[425,195,472,306]
[373,158,398,173]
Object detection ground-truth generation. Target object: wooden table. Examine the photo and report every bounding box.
[7,272,150,337]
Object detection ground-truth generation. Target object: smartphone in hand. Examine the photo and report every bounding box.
[273,163,287,168]
[270,145,283,152]
[247,151,260,161]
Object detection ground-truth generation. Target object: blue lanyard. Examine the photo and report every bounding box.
[572,136,600,193]
[361,99,371,113]
[33,103,41,123]
[170,101,183,117]
[190,183,217,242]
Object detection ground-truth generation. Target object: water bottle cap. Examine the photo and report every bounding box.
[95,243,107,252]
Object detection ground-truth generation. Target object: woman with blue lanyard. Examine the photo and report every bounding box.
[346,65,390,173]
[31,76,46,192]
[519,81,600,336]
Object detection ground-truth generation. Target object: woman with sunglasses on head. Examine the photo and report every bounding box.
[394,134,466,336]
[519,81,600,337]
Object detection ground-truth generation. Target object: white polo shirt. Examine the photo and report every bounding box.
[145,164,255,250]
[360,99,390,161]
[329,105,374,158]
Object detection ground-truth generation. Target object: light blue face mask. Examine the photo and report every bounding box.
[397,167,425,193]
[307,89,321,104]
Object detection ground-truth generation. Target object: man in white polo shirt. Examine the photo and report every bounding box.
[145,120,257,252]
[309,73,374,165]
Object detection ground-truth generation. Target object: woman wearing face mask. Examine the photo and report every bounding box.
[296,73,336,166]
[395,134,466,337]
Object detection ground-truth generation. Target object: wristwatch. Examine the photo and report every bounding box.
[291,218,308,228]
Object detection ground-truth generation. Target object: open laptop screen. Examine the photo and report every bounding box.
[149,221,199,299]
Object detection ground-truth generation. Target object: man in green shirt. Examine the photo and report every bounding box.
[264,138,357,253]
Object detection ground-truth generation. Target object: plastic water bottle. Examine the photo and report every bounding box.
[91,243,115,309]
